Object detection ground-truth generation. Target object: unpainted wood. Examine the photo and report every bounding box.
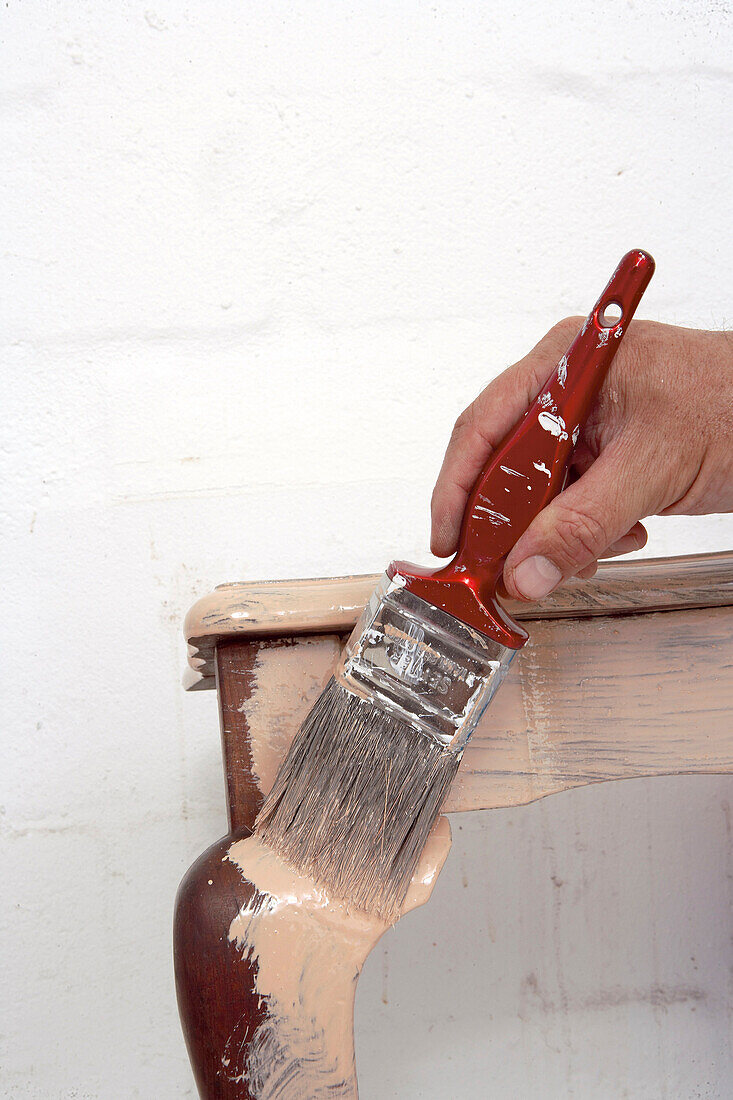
[175,831,265,1100]
[215,642,282,831]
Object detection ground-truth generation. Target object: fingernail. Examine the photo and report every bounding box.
[512,555,563,600]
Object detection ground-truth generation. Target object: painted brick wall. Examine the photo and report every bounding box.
[3,2,732,1096]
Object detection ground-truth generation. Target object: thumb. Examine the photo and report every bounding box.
[502,446,649,601]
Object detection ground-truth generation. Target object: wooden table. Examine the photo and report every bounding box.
[175,552,733,1099]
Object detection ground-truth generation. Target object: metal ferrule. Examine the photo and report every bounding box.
[335,572,516,755]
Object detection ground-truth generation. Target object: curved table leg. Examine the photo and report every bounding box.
[175,817,451,1098]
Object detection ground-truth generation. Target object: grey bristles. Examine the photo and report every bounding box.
[253,678,459,923]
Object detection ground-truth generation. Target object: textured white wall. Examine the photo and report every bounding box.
[2,2,732,1097]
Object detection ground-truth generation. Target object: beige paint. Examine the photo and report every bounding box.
[184,553,733,688]
[233,607,733,813]
[246,636,342,795]
[224,817,451,1099]
[203,556,732,1097]
[185,576,375,688]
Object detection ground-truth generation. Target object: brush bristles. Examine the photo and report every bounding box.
[253,678,459,923]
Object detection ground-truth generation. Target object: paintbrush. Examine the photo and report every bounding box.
[254,250,655,921]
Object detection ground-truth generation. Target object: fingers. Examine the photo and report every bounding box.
[602,523,648,558]
[430,320,581,557]
[562,522,648,583]
[576,563,598,580]
[503,448,650,601]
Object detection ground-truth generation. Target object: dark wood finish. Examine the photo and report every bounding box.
[174,830,264,1100]
[215,643,268,832]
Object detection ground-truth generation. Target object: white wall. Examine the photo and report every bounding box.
[2,2,732,1097]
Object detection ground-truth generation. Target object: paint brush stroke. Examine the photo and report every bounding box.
[224,822,451,1099]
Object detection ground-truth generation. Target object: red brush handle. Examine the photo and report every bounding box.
[389,249,655,648]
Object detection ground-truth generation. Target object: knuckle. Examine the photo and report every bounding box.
[450,406,474,440]
[528,317,585,384]
[551,504,609,565]
[550,316,584,344]
[450,402,493,453]
[557,315,584,334]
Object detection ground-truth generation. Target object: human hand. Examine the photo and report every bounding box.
[430,320,733,601]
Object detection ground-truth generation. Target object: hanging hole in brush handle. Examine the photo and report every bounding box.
[599,300,624,328]
[389,249,656,648]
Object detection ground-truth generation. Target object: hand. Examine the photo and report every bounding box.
[430,320,733,601]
